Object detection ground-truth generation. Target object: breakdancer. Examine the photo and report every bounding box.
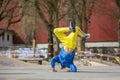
[51,22,90,72]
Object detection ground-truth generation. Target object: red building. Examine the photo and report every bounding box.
[0,0,119,48]
[88,0,118,42]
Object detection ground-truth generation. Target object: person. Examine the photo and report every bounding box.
[50,21,90,72]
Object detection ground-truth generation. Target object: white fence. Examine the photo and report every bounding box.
[0,48,48,59]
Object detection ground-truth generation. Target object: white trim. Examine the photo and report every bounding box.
[11,42,119,48]
[85,42,119,47]
[36,42,119,48]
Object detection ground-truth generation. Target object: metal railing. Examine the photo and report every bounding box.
[93,53,120,65]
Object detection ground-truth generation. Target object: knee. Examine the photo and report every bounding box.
[51,57,57,65]
[51,57,56,63]
[51,56,59,63]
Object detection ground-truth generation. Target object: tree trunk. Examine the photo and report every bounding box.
[48,26,54,58]
[53,11,60,56]
[77,37,82,52]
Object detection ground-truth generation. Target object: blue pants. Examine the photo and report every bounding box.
[51,56,77,72]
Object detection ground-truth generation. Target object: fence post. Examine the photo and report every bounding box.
[100,54,103,63]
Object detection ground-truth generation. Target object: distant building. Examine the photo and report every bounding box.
[0,29,14,47]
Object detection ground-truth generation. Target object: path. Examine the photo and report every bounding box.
[0,56,120,80]
[0,66,120,80]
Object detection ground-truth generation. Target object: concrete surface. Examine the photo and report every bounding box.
[0,65,120,80]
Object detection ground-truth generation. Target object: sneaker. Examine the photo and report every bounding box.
[69,21,75,32]
[81,34,90,41]
[85,34,90,39]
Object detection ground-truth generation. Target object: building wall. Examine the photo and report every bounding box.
[87,0,118,42]
[0,0,118,48]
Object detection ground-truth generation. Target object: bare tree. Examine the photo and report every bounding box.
[21,0,38,45]
[20,0,40,57]
[67,0,96,51]
[0,0,23,35]
[35,0,68,57]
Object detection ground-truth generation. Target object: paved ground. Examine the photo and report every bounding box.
[0,56,120,80]
[0,65,120,80]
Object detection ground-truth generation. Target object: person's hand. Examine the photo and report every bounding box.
[51,68,57,72]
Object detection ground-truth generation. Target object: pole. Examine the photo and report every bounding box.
[33,39,36,57]
[118,20,120,54]
[118,20,120,48]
